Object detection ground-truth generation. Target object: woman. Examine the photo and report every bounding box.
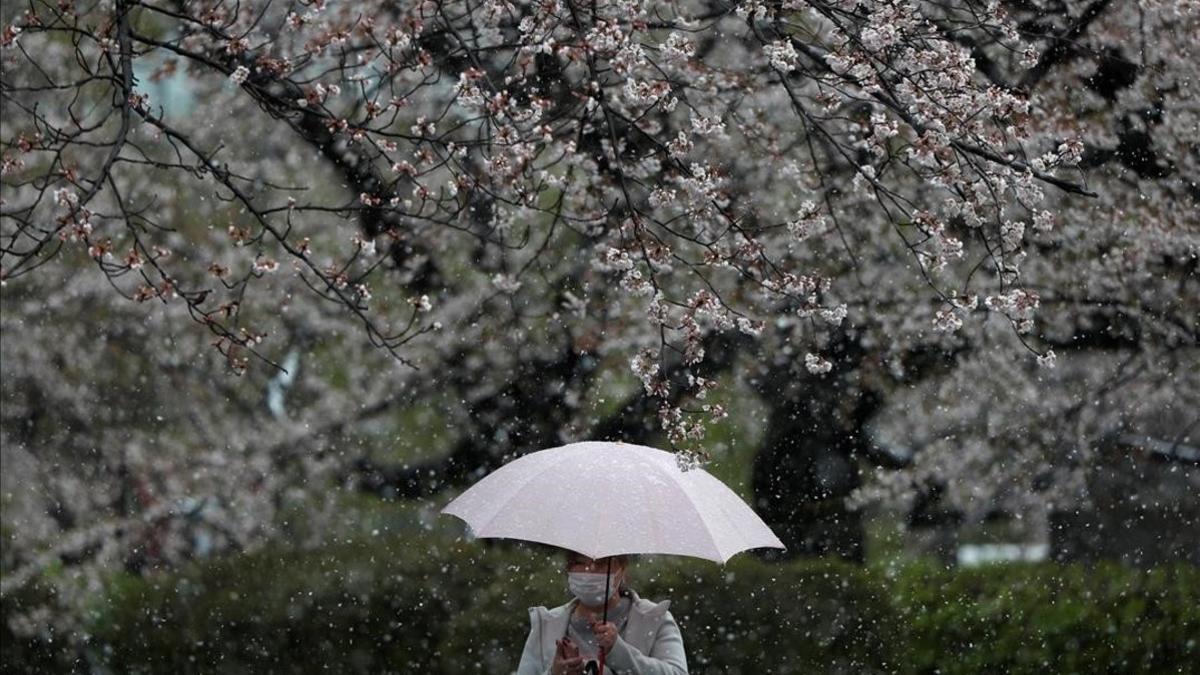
[516,551,688,675]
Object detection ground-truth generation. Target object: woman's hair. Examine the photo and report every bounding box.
[564,551,634,568]
[564,551,636,593]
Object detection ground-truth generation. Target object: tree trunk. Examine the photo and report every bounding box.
[751,390,867,563]
[749,337,884,564]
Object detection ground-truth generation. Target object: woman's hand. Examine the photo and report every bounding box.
[552,637,584,675]
[589,620,618,652]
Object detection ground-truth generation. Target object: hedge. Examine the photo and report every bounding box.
[441,556,901,675]
[3,538,1197,674]
[892,561,1200,674]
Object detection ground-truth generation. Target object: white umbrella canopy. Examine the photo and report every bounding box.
[441,440,785,564]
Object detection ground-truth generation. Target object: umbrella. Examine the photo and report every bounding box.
[441,440,785,671]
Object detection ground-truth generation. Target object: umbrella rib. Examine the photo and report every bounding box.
[660,471,727,563]
[469,449,582,537]
[704,479,756,563]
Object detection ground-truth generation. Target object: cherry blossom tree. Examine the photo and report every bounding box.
[2,0,1196,649]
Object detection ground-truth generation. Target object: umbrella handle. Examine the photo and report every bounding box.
[599,557,611,673]
[602,556,611,622]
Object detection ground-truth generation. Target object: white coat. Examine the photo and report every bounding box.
[514,589,688,675]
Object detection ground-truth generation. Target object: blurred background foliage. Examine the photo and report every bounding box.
[4,517,1197,674]
[3,369,1197,673]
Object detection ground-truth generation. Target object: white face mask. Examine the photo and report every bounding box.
[567,571,618,606]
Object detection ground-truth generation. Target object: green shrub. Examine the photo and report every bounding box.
[4,541,1198,674]
[893,561,1200,675]
[637,557,901,674]
[435,554,901,675]
[89,538,541,674]
[436,561,562,674]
